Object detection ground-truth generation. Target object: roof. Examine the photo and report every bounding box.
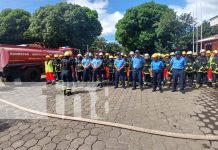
[210,15,218,21]
[197,35,218,43]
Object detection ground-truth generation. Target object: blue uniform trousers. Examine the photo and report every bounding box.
[152,70,162,90]
[132,68,143,88]
[115,70,125,87]
[172,69,185,90]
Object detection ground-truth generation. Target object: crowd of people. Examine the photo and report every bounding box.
[44,49,218,96]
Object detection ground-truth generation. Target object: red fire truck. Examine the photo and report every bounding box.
[0,44,77,82]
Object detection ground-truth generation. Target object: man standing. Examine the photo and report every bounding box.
[170,51,186,93]
[91,53,103,88]
[185,51,195,87]
[143,53,152,87]
[61,51,74,96]
[151,53,164,93]
[114,52,126,89]
[45,55,55,85]
[132,50,145,91]
[211,50,218,88]
[53,54,61,81]
[82,53,92,82]
[195,49,208,88]
[76,54,83,82]
[126,51,134,86]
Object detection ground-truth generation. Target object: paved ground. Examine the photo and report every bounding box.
[0,82,218,150]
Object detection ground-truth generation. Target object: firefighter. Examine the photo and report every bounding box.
[53,54,61,81]
[195,49,208,88]
[91,53,103,88]
[192,52,198,81]
[185,51,194,87]
[143,53,151,87]
[99,52,107,81]
[211,50,218,88]
[163,53,170,85]
[151,53,164,93]
[170,52,175,58]
[76,54,83,82]
[107,55,115,84]
[45,55,55,85]
[126,51,134,86]
[61,51,73,96]
[82,53,92,82]
[114,52,126,89]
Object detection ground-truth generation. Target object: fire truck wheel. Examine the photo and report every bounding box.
[21,68,41,82]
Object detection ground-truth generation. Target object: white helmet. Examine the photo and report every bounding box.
[129,51,134,55]
[88,53,93,57]
[77,54,82,57]
[121,53,124,56]
[144,53,150,59]
[109,56,114,59]
[99,52,103,56]
[200,49,206,53]
[187,51,193,55]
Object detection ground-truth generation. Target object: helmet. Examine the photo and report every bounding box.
[213,50,218,54]
[157,53,162,58]
[165,54,170,57]
[46,55,50,59]
[144,53,150,59]
[121,53,124,56]
[182,51,187,55]
[59,54,63,58]
[88,53,93,57]
[170,52,175,56]
[114,56,118,59]
[77,54,82,57]
[152,53,158,58]
[99,52,103,56]
[109,55,114,59]
[105,53,109,56]
[64,51,71,57]
[200,49,206,53]
[129,51,134,55]
[187,51,193,55]
[54,54,58,58]
[206,50,211,54]
[193,52,198,56]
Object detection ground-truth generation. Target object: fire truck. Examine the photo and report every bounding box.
[0,43,78,82]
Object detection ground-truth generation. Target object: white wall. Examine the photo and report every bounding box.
[210,17,218,26]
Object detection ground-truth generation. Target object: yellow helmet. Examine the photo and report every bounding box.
[152,53,158,58]
[165,54,170,57]
[206,50,211,54]
[182,51,186,55]
[114,56,118,59]
[59,54,63,58]
[54,54,59,58]
[64,51,71,57]
[105,53,109,56]
[213,50,218,54]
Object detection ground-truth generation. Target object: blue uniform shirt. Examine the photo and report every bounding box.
[132,56,145,69]
[114,58,126,69]
[170,57,186,69]
[151,60,164,71]
[82,58,92,68]
[91,58,102,68]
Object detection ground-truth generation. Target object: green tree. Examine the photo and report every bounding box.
[27,2,102,50]
[105,42,126,53]
[0,9,31,44]
[116,2,177,54]
[90,37,107,50]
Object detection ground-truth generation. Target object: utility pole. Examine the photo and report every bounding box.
[195,0,199,53]
[200,0,203,50]
[193,12,195,53]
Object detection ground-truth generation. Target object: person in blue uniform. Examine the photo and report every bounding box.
[170,51,186,93]
[151,53,164,93]
[82,53,92,82]
[61,51,74,96]
[114,52,126,89]
[91,53,103,88]
[132,50,145,91]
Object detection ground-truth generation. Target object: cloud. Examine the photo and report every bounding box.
[67,0,123,37]
[170,0,218,23]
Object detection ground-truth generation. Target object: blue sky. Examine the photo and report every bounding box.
[0,0,208,42]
